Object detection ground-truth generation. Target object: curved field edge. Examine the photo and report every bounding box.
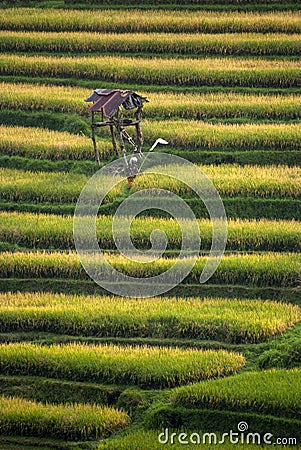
[0,374,124,406]
[0,342,245,388]
[0,292,299,344]
[171,368,301,419]
[0,395,130,441]
[0,435,81,450]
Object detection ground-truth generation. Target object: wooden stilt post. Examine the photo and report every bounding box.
[91,111,101,167]
[110,125,118,156]
[116,108,126,155]
[135,106,143,153]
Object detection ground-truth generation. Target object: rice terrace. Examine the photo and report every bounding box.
[0,0,301,448]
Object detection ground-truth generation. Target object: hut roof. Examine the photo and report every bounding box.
[85,89,147,118]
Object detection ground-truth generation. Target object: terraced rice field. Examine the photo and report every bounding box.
[172,368,301,418]
[0,292,300,343]
[2,122,301,160]
[0,396,130,440]
[0,342,246,388]
[2,31,301,56]
[1,251,300,288]
[1,211,301,251]
[1,54,301,88]
[2,83,301,121]
[1,9,300,33]
[0,1,300,449]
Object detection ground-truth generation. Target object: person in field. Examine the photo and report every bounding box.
[127,156,139,188]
